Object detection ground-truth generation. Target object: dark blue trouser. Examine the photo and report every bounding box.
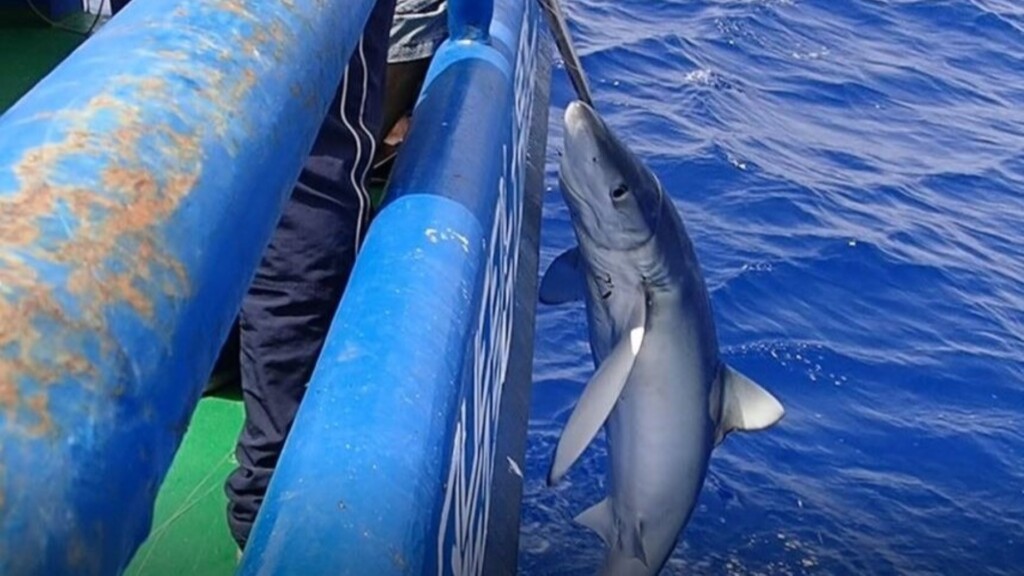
[224,0,397,549]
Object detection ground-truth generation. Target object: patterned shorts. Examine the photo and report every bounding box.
[389,0,449,63]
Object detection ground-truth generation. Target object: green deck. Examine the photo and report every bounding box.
[0,12,87,110]
[124,392,245,576]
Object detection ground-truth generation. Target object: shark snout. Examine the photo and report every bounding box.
[564,100,601,145]
[565,100,597,126]
[561,100,605,190]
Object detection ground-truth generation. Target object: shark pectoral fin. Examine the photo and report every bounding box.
[574,498,615,547]
[539,246,584,304]
[717,364,786,444]
[548,298,647,485]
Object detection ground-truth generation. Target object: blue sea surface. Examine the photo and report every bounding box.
[517,0,1024,574]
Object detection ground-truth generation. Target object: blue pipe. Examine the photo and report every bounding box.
[0,0,376,573]
[448,0,494,41]
[238,0,549,572]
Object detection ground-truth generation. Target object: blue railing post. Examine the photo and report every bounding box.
[238,0,553,574]
[0,0,376,574]
[449,0,494,41]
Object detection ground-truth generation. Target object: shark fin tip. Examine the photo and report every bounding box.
[718,364,785,441]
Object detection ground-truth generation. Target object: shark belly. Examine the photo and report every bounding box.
[601,303,718,575]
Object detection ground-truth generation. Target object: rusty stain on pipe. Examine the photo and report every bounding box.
[0,0,378,572]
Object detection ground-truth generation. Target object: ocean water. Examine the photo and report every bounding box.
[517,0,1024,574]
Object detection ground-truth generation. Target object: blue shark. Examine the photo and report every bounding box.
[538,100,786,575]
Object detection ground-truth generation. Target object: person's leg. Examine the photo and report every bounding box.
[372,0,448,179]
[379,0,448,138]
[223,0,396,551]
[379,58,432,146]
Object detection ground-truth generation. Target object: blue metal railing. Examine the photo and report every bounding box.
[0,1,376,574]
[239,0,553,574]
[448,0,495,41]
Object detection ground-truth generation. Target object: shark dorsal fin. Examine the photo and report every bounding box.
[548,295,647,485]
[539,246,584,305]
[715,364,785,445]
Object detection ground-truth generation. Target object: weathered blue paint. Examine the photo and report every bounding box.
[239,0,552,574]
[0,0,376,574]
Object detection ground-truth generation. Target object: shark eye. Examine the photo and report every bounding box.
[611,184,629,201]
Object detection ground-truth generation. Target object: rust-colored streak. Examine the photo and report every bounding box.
[268,20,287,46]
[0,283,97,430]
[218,0,250,19]
[0,184,49,247]
[25,395,52,436]
[0,372,17,411]
[233,69,258,105]
[0,9,287,439]
[0,359,53,435]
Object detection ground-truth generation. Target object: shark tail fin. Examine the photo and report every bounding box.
[716,364,785,444]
